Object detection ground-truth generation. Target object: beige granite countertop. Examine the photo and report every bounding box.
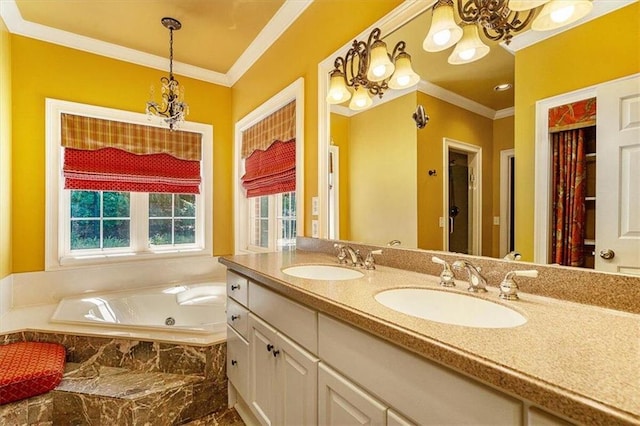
[220,250,640,426]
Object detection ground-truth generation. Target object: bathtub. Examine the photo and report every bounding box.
[50,282,227,335]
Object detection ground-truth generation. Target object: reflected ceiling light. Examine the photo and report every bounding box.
[424,0,593,64]
[494,83,513,91]
[448,24,490,65]
[326,28,420,111]
[146,17,189,130]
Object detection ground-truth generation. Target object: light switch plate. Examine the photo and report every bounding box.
[312,197,319,216]
[439,217,444,228]
[312,220,319,238]
[493,216,500,225]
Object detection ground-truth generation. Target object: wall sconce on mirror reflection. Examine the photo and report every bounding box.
[326,28,421,111]
[413,105,429,129]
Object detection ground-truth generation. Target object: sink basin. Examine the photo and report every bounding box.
[282,265,364,281]
[375,288,526,328]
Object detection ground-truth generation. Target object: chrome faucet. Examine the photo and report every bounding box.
[499,270,538,300]
[452,260,488,293]
[387,240,402,247]
[344,246,364,267]
[364,249,383,270]
[334,243,348,264]
[431,256,455,287]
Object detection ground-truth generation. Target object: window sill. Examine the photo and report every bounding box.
[49,248,213,271]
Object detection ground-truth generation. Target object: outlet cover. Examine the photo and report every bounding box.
[312,220,319,238]
[493,216,500,225]
[312,197,319,216]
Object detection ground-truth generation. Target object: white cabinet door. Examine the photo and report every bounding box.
[249,314,279,425]
[596,75,640,274]
[278,332,318,425]
[318,363,387,426]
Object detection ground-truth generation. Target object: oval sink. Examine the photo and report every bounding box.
[282,265,364,281]
[375,288,526,328]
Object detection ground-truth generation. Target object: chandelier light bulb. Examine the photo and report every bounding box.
[326,70,352,104]
[448,24,490,65]
[388,52,421,90]
[349,86,373,111]
[532,0,593,31]
[550,4,575,23]
[423,0,463,52]
[367,40,395,82]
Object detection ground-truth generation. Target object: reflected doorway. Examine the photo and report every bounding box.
[443,139,482,255]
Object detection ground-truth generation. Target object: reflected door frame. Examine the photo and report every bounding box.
[443,138,482,255]
[500,149,515,257]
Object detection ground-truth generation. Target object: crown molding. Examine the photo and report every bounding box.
[494,106,515,119]
[418,80,497,119]
[0,0,314,87]
[503,0,637,52]
[226,1,314,85]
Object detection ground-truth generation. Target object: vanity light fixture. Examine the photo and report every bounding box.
[424,0,593,65]
[146,17,189,130]
[326,28,420,111]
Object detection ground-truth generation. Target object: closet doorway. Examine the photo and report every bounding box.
[443,139,482,255]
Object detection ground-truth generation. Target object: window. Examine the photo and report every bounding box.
[46,99,213,270]
[248,192,296,252]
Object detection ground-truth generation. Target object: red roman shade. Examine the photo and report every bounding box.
[240,101,296,198]
[61,113,202,194]
[241,140,296,198]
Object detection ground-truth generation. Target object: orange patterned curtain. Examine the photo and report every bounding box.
[551,129,586,266]
[241,101,296,158]
[548,98,596,133]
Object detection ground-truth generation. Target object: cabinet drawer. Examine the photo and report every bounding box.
[227,325,249,400]
[227,270,248,306]
[319,314,522,425]
[249,282,318,354]
[227,297,249,339]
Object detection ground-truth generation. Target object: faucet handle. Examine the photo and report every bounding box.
[499,270,538,300]
[364,249,383,270]
[334,243,348,264]
[432,256,455,287]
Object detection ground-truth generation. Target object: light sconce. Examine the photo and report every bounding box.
[146,17,189,130]
[424,0,593,64]
[326,28,420,111]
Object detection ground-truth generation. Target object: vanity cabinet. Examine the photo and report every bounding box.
[248,314,319,425]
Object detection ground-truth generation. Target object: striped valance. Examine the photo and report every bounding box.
[548,98,596,133]
[241,100,296,158]
[61,114,201,161]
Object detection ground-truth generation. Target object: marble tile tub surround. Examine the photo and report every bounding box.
[0,330,230,425]
[298,237,640,314]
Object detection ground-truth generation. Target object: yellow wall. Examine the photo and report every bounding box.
[514,2,640,260]
[231,0,403,237]
[330,113,350,240]
[11,36,232,272]
[491,115,514,257]
[417,92,494,255]
[0,18,12,279]
[348,94,418,247]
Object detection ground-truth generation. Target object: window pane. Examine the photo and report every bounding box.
[175,194,196,217]
[149,193,173,217]
[103,192,130,218]
[71,191,100,218]
[259,196,269,216]
[149,219,172,245]
[71,220,100,249]
[260,219,269,248]
[175,219,195,244]
[103,219,130,248]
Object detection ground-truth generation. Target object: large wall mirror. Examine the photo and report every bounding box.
[317,1,640,276]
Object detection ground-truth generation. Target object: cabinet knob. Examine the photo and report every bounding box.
[266,344,274,352]
[231,315,240,321]
[599,249,615,260]
[231,284,240,290]
[272,349,280,357]
[231,359,238,366]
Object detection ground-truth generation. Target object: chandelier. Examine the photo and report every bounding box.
[146,17,189,130]
[423,0,593,64]
[326,28,420,111]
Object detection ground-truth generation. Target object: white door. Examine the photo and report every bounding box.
[249,314,278,425]
[278,332,319,425]
[318,363,387,426]
[596,75,640,274]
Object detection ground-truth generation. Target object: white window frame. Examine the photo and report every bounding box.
[246,192,297,252]
[234,78,304,254]
[45,98,213,270]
